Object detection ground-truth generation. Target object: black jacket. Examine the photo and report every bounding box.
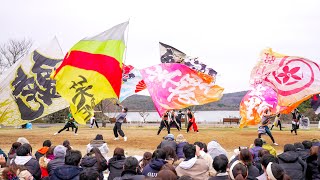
[47,157,65,176]
[108,156,126,180]
[306,155,320,180]
[157,139,177,152]
[113,169,145,180]
[50,165,82,180]
[80,155,107,180]
[278,151,306,180]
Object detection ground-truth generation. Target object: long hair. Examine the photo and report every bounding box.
[89,147,106,171]
[162,146,178,162]
[139,152,152,169]
[113,147,125,160]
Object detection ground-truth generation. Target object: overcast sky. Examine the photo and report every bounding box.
[1,0,320,93]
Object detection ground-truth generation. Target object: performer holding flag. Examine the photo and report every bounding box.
[169,110,180,131]
[186,108,199,133]
[114,103,128,141]
[258,108,278,145]
[157,111,171,135]
[54,113,78,135]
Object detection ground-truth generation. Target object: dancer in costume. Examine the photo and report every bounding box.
[113,103,128,141]
[270,113,282,130]
[54,113,78,135]
[157,111,171,135]
[90,115,99,128]
[176,110,184,130]
[258,108,278,145]
[291,109,301,135]
[169,110,180,131]
[186,108,199,133]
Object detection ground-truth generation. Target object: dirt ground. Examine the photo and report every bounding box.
[0,124,319,157]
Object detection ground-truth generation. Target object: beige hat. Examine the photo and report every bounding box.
[176,134,186,142]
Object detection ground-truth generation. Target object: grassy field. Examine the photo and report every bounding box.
[0,125,319,157]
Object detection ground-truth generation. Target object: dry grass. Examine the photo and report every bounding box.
[0,125,319,157]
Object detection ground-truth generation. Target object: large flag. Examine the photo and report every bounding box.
[0,38,69,126]
[159,42,217,82]
[140,63,224,116]
[250,48,320,107]
[119,64,146,102]
[52,22,128,124]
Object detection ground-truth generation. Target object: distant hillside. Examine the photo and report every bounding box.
[121,91,247,111]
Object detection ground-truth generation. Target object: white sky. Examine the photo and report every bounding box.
[1,0,320,93]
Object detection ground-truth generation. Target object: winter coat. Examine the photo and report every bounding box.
[249,146,264,163]
[262,144,276,156]
[86,140,109,160]
[157,139,177,152]
[108,156,126,180]
[306,155,320,180]
[50,165,82,180]
[35,147,49,161]
[80,154,108,180]
[208,173,229,180]
[0,148,8,161]
[13,156,41,180]
[175,157,209,180]
[247,164,260,180]
[142,159,167,178]
[199,151,215,176]
[176,142,188,159]
[113,169,145,180]
[278,151,306,180]
[17,169,34,180]
[207,141,227,160]
[296,149,309,161]
[47,157,65,176]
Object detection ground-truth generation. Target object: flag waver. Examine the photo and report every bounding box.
[53,22,128,124]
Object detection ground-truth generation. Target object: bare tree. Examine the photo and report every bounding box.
[0,38,33,73]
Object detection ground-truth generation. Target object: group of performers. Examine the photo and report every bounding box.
[157,108,199,135]
[258,107,303,145]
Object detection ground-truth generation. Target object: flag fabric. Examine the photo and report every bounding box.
[140,63,224,116]
[239,84,297,128]
[52,22,128,124]
[250,48,320,107]
[119,64,146,102]
[159,42,217,82]
[0,38,69,126]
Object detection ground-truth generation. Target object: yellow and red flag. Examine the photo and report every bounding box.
[52,22,128,124]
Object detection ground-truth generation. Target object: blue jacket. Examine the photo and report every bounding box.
[176,142,188,159]
[142,159,166,178]
[50,165,82,180]
[249,146,263,163]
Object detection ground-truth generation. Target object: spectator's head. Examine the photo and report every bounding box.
[157,170,177,180]
[165,134,174,141]
[123,156,139,172]
[140,152,152,169]
[213,154,228,173]
[183,144,196,159]
[65,150,82,166]
[63,140,72,151]
[293,142,304,150]
[160,163,177,176]
[16,144,32,156]
[178,176,193,180]
[16,137,29,145]
[9,142,21,155]
[229,161,248,180]
[43,140,52,147]
[113,147,125,160]
[79,168,99,180]
[302,140,313,150]
[162,146,178,162]
[176,134,186,143]
[260,154,279,171]
[254,138,263,147]
[54,145,67,158]
[239,149,253,166]
[258,149,270,158]
[266,162,290,180]
[46,146,55,159]
[152,149,166,160]
[310,146,319,156]
[94,134,103,140]
[283,144,296,152]
[194,141,205,152]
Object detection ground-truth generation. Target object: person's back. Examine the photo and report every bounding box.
[108,148,126,180]
[80,147,107,180]
[50,150,82,180]
[278,144,306,180]
[47,145,66,176]
[209,154,229,180]
[142,149,167,178]
[114,156,145,180]
[306,146,320,180]
[175,144,209,180]
[35,140,52,161]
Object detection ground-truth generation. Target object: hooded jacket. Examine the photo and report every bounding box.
[157,139,177,152]
[278,151,306,180]
[108,156,126,180]
[113,169,145,180]
[175,157,209,180]
[249,146,264,163]
[14,156,41,180]
[86,140,109,160]
[207,141,227,160]
[176,142,188,159]
[306,154,320,180]
[35,147,49,161]
[80,154,107,180]
[50,165,82,180]
[142,159,167,178]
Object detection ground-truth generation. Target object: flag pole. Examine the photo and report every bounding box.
[123,19,130,64]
